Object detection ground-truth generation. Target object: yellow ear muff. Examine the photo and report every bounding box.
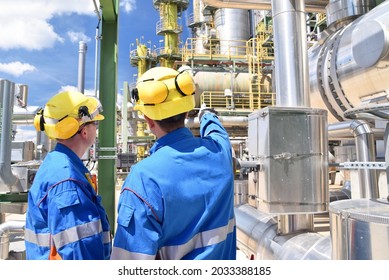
[33,108,45,132]
[53,117,80,139]
[175,71,195,96]
[137,80,168,104]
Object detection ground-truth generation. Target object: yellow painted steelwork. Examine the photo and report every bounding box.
[154,0,189,68]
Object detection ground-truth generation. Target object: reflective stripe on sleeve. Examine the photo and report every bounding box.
[25,220,106,249]
[110,246,156,260]
[24,228,51,247]
[158,218,236,260]
[53,219,103,248]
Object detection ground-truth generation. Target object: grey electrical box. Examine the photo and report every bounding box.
[248,106,329,214]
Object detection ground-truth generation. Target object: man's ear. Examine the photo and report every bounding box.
[144,115,155,129]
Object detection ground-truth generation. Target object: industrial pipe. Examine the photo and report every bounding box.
[201,0,328,13]
[0,220,25,260]
[272,0,310,107]
[186,116,248,128]
[11,106,40,123]
[0,79,23,193]
[328,120,379,199]
[235,204,331,260]
[77,41,87,93]
[309,0,389,123]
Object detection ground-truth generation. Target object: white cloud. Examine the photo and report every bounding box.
[0,62,37,77]
[14,126,37,143]
[67,31,91,44]
[120,0,136,13]
[0,0,98,50]
[59,85,98,97]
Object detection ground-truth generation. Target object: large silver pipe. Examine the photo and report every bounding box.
[309,0,389,123]
[192,70,252,107]
[329,127,384,140]
[12,106,40,123]
[193,71,251,93]
[0,80,22,193]
[235,204,331,260]
[77,41,87,93]
[186,116,248,128]
[272,0,310,107]
[328,120,379,198]
[202,0,328,13]
[0,220,25,260]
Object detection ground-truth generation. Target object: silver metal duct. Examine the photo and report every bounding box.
[78,41,87,93]
[0,220,25,260]
[309,0,389,123]
[328,120,379,199]
[202,0,328,13]
[235,204,331,260]
[12,106,40,124]
[186,116,248,128]
[326,0,379,28]
[0,80,23,193]
[272,0,310,107]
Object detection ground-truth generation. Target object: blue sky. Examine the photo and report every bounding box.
[0,0,192,141]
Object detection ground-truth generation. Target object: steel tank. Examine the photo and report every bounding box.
[214,8,250,55]
[192,70,251,107]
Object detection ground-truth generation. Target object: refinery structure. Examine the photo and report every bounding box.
[2,0,389,260]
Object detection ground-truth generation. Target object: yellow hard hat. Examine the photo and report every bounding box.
[131,67,195,120]
[33,91,104,139]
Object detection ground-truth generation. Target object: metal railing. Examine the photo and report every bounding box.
[200,90,275,111]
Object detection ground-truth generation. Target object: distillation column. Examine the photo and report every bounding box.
[153,0,189,68]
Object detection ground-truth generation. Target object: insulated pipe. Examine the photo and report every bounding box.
[0,80,22,193]
[328,120,379,199]
[186,116,248,128]
[191,70,251,107]
[309,0,389,123]
[328,127,384,140]
[272,0,310,107]
[77,41,87,94]
[0,220,25,260]
[11,106,40,123]
[201,0,328,13]
[235,204,331,260]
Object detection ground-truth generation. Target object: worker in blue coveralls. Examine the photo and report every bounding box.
[25,91,111,260]
[111,66,236,260]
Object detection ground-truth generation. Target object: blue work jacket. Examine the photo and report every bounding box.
[111,113,236,260]
[24,143,111,260]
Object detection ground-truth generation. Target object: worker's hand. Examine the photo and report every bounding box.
[198,103,218,121]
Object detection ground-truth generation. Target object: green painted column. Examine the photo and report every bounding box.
[99,0,118,233]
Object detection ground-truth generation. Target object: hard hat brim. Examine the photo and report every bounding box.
[135,95,194,120]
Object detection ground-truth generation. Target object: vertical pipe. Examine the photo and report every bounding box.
[94,24,101,97]
[328,120,379,199]
[121,82,129,153]
[271,0,310,107]
[351,121,379,199]
[78,41,87,93]
[0,80,22,192]
[98,19,118,232]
